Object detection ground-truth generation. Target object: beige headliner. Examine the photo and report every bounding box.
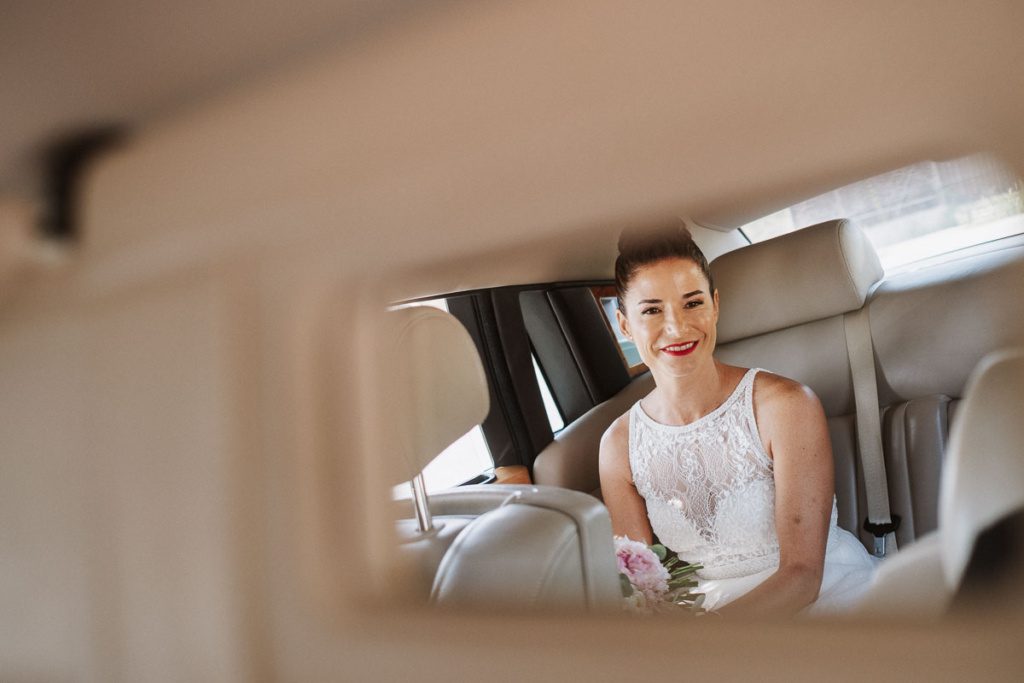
[70,1,1024,303]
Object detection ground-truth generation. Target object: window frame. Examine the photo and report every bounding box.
[590,285,648,378]
[395,279,641,480]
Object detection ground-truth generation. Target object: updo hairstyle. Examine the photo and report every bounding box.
[614,221,715,312]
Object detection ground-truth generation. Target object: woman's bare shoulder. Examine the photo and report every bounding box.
[600,410,637,484]
[752,370,823,415]
[600,411,630,459]
[751,371,828,460]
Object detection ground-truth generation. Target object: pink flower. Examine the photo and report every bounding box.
[614,536,670,604]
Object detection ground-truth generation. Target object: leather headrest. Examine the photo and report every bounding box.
[940,347,1024,589]
[711,219,884,343]
[387,306,490,479]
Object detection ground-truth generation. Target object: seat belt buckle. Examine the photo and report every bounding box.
[863,515,901,558]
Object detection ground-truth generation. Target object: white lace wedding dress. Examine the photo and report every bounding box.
[628,368,878,614]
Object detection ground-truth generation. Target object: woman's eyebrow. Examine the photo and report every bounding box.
[637,290,703,305]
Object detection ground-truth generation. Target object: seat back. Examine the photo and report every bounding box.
[711,219,888,547]
[712,223,1024,552]
[428,485,622,610]
[857,347,1024,618]
[940,347,1024,592]
[864,239,1024,546]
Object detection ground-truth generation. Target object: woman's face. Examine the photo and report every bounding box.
[616,257,719,380]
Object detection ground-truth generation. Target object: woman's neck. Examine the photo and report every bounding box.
[647,360,736,425]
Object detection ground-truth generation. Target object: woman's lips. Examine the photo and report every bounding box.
[661,341,698,356]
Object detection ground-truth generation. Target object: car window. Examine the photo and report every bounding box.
[592,285,647,376]
[532,353,564,432]
[741,153,1024,271]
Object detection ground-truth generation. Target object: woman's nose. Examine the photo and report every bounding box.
[663,308,682,334]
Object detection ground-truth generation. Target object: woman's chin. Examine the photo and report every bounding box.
[652,356,710,379]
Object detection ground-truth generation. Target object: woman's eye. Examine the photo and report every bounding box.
[641,307,660,315]
[685,299,704,309]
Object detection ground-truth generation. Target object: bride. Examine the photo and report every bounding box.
[599,223,877,616]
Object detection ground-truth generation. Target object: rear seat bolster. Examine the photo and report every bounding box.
[890,396,953,541]
[533,372,655,496]
[831,395,957,552]
[882,401,917,545]
[828,414,862,539]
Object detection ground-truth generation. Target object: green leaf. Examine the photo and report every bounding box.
[650,544,668,561]
[619,573,634,598]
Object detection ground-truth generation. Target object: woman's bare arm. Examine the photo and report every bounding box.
[599,414,654,544]
[719,374,833,617]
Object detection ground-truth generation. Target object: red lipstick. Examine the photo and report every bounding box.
[661,341,698,357]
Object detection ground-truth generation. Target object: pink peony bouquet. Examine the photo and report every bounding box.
[614,536,705,615]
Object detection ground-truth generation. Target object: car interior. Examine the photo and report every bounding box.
[3,2,1024,680]
[390,216,1024,617]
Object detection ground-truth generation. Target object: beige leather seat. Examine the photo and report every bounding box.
[857,347,1024,617]
[710,219,991,554]
[533,372,654,498]
[428,484,623,610]
[711,218,891,547]
[389,305,622,610]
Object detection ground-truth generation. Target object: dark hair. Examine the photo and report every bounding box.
[614,221,715,311]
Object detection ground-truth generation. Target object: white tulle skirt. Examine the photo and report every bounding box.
[696,527,880,615]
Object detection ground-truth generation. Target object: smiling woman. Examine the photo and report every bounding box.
[599,222,878,616]
[615,257,718,380]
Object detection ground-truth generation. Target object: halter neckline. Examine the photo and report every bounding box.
[633,367,758,432]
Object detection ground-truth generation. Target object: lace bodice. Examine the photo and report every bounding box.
[628,368,782,580]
